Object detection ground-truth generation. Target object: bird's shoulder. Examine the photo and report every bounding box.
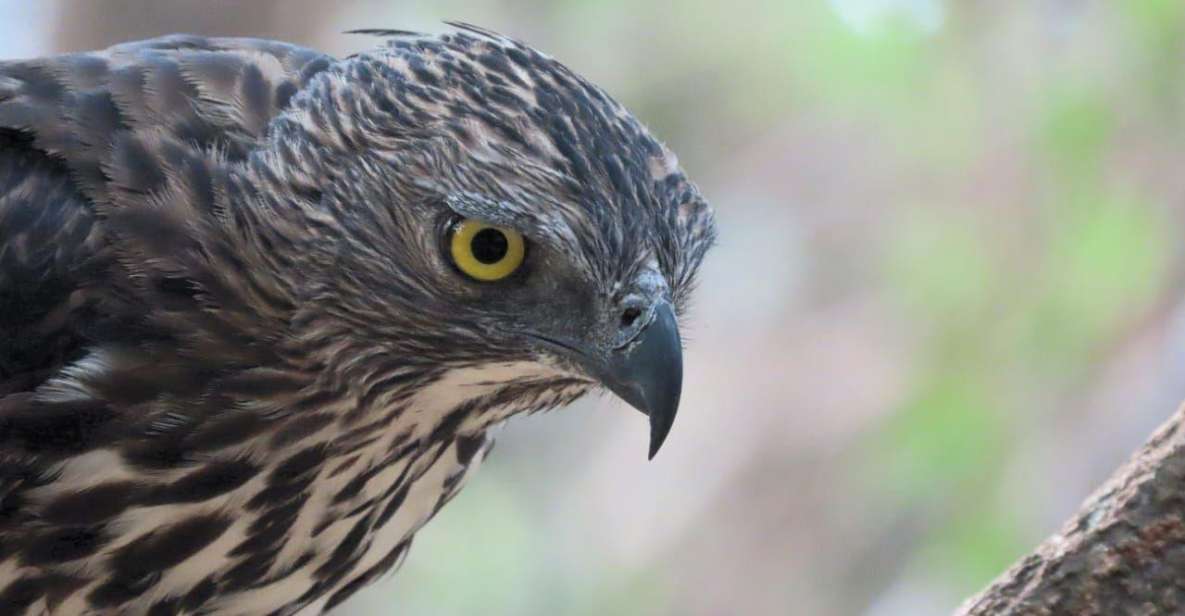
[0,34,334,209]
[0,34,334,422]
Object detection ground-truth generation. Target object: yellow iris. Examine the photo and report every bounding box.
[449,218,526,281]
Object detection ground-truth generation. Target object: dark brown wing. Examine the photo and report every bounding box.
[0,129,108,395]
[0,36,338,496]
[0,34,332,393]
[0,41,340,611]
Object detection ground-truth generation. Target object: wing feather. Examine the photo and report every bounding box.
[0,34,332,397]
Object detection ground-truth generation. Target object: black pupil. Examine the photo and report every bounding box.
[470,228,509,264]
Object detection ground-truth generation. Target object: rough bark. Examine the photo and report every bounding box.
[956,402,1185,615]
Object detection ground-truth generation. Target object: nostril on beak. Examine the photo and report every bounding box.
[620,306,642,329]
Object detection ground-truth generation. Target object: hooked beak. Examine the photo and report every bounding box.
[528,303,684,459]
[594,303,683,459]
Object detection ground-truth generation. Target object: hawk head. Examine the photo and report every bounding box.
[256,24,715,456]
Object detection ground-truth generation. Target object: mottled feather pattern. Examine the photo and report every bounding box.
[0,26,714,615]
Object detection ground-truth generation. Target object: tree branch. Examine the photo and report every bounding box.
[956,402,1185,615]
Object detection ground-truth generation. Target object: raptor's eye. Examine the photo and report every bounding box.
[448,218,526,282]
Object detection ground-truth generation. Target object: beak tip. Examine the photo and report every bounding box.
[646,401,677,459]
[647,434,662,460]
[585,302,684,462]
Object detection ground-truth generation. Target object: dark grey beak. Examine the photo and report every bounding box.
[598,303,683,459]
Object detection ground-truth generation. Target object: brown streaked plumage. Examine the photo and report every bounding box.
[0,24,714,615]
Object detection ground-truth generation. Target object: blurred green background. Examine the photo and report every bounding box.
[4,1,1184,614]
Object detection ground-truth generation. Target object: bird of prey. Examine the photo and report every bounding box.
[0,24,714,615]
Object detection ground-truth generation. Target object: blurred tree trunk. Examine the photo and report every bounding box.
[956,402,1185,615]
